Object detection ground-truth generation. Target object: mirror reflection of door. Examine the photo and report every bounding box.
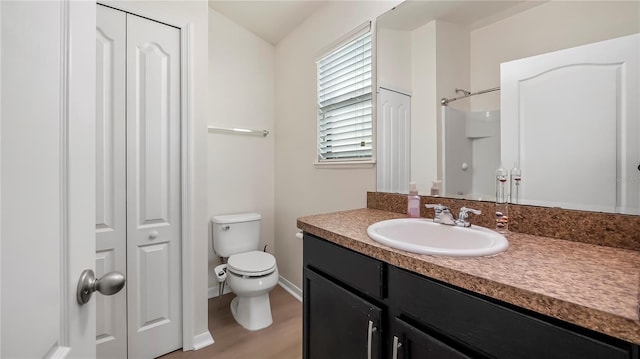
[501,34,639,215]
[377,88,411,194]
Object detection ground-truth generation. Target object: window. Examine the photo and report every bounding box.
[317,24,372,163]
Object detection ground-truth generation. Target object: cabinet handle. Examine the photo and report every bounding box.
[392,335,403,359]
[367,320,377,359]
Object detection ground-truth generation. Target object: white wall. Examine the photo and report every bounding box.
[410,21,437,194]
[100,0,210,349]
[207,8,276,292]
[274,0,401,289]
[470,1,640,111]
[435,19,470,182]
[435,19,470,113]
[377,28,412,94]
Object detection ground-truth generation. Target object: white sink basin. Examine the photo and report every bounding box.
[367,218,508,257]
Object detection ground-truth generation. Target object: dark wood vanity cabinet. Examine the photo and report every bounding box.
[303,234,639,359]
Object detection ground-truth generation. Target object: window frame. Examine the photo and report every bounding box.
[315,21,376,168]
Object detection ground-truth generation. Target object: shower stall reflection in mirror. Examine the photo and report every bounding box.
[440,106,501,201]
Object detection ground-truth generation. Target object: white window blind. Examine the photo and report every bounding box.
[317,27,372,161]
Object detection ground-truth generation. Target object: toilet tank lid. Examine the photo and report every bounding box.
[212,212,261,224]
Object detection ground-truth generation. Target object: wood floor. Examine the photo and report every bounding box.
[160,285,302,359]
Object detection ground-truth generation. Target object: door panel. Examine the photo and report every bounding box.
[135,41,172,225]
[96,5,127,358]
[95,250,123,346]
[126,13,182,359]
[137,242,172,329]
[1,2,64,355]
[1,1,95,357]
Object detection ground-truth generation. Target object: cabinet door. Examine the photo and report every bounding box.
[304,268,382,359]
[391,318,472,359]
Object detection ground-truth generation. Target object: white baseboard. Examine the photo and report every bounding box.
[278,275,302,302]
[192,331,215,350]
[208,281,232,299]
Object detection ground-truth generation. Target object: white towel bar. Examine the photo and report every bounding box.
[208,126,269,137]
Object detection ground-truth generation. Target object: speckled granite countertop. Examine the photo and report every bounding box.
[297,208,640,345]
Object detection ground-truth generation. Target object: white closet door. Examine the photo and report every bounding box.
[126,13,182,359]
[96,5,127,358]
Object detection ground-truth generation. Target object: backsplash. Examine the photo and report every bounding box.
[367,192,640,251]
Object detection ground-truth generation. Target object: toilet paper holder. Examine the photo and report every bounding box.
[214,264,227,282]
[214,264,228,301]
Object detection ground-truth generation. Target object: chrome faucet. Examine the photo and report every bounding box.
[425,204,481,227]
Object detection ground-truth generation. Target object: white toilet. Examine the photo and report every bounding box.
[212,213,279,331]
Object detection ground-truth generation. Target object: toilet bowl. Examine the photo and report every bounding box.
[226,251,279,330]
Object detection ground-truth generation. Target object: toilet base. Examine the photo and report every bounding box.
[230,294,273,331]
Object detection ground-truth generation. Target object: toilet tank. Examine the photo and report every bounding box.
[212,212,261,257]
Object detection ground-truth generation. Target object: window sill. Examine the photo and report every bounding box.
[313,160,376,169]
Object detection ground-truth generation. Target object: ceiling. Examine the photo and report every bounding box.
[208,0,328,45]
[377,1,547,31]
[208,1,548,46]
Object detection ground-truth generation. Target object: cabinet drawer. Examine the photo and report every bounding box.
[303,233,385,300]
[389,266,634,359]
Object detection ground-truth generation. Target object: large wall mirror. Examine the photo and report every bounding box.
[375,0,640,214]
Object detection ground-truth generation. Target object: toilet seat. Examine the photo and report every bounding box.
[228,251,276,277]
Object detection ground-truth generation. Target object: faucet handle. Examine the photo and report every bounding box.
[425,204,449,212]
[456,207,481,227]
[459,206,481,216]
[425,204,452,224]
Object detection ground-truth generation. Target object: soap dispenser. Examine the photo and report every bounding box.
[407,182,420,218]
[430,180,442,196]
